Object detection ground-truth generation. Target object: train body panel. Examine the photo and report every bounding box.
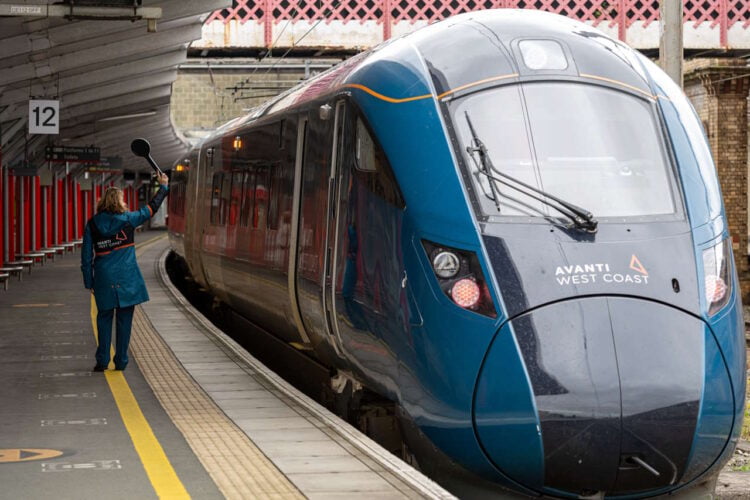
[169,9,745,498]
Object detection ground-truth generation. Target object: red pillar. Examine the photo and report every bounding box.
[8,175,16,258]
[34,177,41,250]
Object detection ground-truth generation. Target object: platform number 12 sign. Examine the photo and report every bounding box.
[29,100,59,134]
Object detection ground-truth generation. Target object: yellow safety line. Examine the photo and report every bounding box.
[89,233,189,499]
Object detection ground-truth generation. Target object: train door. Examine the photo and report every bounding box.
[184,145,211,288]
[287,116,312,345]
[322,101,347,356]
[193,143,218,289]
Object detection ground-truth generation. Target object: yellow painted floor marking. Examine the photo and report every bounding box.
[0,449,63,463]
[90,295,189,499]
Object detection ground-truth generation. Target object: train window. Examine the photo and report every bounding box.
[351,114,405,208]
[170,182,183,217]
[268,166,281,230]
[210,173,222,225]
[229,170,243,226]
[355,118,377,172]
[451,82,678,220]
[220,174,231,225]
[240,170,254,227]
[255,167,270,229]
[178,184,185,216]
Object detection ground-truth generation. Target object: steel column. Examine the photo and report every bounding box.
[41,185,48,248]
[63,167,69,242]
[72,178,79,239]
[53,171,59,245]
[82,187,88,228]
[30,177,37,250]
[660,0,684,88]
[2,165,8,262]
[18,177,25,254]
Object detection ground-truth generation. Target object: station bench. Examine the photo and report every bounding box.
[0,266,24,281]
[40,248,59,261]
[6,260,33,275]
[0,273,8,291]
[19,252,46,265]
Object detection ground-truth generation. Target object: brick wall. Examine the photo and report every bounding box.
[170,58,338,140]
[684,58,750,300]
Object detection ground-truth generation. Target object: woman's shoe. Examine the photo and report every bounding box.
[92,364,106,372]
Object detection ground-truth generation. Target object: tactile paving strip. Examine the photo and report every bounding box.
[130,306,304,499]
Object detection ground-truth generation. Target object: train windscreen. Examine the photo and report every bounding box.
[450,82,679,221]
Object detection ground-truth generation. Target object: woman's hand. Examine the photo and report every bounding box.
[158,172,169,186]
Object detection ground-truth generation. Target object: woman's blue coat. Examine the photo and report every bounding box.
[80,185,168,311]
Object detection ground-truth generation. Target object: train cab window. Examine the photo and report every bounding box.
[352,116,405,208]
[451,83,679,220]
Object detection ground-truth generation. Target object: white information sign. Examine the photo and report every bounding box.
[29,100,59,135]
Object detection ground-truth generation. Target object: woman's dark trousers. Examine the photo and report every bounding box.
[95,305,135,369]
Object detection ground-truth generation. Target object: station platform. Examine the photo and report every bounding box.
[0,230,453,500]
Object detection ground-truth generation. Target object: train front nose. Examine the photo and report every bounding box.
[473,297,735,496]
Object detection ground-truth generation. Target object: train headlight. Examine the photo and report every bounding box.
[451,278,481,309]
[432,251,460,279]
[702,238,733,316]
[422,240,496,317]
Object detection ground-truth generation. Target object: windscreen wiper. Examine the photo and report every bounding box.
[464,111,598,233]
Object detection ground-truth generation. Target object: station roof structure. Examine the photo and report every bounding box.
[0,0,229,173]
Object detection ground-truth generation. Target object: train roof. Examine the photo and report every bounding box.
[199,9,655,147]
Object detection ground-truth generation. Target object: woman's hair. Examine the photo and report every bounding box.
[96,187,126,214]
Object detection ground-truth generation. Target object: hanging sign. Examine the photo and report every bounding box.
[85,156,123,174]
[29,100,59,135]
[45,145,100,163]
[10,161,38,176]
[39,168,54,187]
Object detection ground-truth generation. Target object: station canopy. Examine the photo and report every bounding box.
[0,0,228,173]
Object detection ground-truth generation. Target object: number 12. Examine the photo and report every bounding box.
[33,106,56,127]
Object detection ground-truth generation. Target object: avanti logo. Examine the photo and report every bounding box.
[555,255,650,286]
[629,254,648,276]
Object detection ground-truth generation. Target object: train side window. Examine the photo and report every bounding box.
[220,173,231,225]
[268,165,281,229]
[229,170,243,226]
[210,173,222,225]
[255,167,270,229]
[353,115,405,208]
[355,118,377,172]
[240,169,256,227]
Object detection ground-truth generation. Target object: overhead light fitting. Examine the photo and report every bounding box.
[98,110,157,122]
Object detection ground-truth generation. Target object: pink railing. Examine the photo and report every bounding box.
[206,0,750,48]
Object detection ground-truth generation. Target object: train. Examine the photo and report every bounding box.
[167,9,747,499]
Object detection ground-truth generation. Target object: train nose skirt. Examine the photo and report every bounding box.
[473,296,732,496]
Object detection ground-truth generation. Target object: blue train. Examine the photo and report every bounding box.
[168,9,747,498]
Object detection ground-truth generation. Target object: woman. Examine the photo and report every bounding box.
[81,173,168,371]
